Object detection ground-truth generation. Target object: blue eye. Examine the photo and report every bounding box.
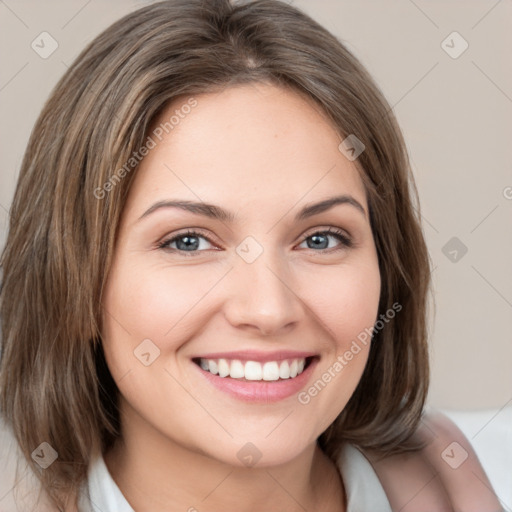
[299,228,353,251]
[157,227,353,257]
[157,230,214,255]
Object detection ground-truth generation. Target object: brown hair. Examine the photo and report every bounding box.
[0,0,431,508]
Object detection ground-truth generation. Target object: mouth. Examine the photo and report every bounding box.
[191,354,320,403]
[192,356,317,381]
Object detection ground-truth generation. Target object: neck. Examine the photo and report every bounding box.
[104,402,345,512]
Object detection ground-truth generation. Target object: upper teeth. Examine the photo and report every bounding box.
[199,358,307,381]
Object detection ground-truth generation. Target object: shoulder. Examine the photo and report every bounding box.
[0,413,62,512]
[362,408,502,511]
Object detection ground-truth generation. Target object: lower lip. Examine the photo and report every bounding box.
[193,358,319,403]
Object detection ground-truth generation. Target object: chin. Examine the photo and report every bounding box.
[203,433,315,469]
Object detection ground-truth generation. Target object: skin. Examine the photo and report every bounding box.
[101,82,381,512]
[1,83,499,512]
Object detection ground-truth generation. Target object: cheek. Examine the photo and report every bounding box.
[100,259,225,376]
[294,258,380,429]
[304,258,381,348]
[99,261,228,445]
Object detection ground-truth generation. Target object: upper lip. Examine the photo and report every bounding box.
[191,350,318,363]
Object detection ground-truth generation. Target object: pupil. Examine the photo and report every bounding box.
[309,234,327,249]
[177,235,199,251]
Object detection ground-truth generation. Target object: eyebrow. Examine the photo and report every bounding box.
[137,194,367,223]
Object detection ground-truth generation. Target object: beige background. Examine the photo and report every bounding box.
[0,0,511,410]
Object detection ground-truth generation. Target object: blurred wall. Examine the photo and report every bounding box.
[0,0,511,410]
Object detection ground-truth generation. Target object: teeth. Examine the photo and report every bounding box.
[289,359,298,378]
[245,361,262,381]
[198,357,308,381]
[207,359,218,375]
[218,359,230,378]
[279,360,290,379]
[230,360,245,379]
[262,362,280,381]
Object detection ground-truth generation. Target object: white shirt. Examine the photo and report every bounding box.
[77,442,392,511]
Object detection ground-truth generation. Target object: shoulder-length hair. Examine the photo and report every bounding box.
[0,0,431,507]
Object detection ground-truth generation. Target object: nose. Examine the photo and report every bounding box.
[223,249,304,336]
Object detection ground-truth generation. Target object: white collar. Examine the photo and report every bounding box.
[337,442,393,511]
[80,442,391,511]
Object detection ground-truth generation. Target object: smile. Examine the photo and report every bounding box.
[194,357,311,381]
[191,354,319,402]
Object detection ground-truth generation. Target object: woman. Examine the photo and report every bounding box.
[0,0,501,510]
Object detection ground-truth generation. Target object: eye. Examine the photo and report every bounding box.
[157,229,216,256]
[297,227,353,252]
[157,227,353,257]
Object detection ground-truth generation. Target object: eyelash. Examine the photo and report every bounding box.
[157,227,353,257]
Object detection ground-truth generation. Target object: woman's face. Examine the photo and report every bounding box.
[101,82,381,467]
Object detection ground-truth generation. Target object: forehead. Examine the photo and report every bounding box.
[124,83,367,219]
